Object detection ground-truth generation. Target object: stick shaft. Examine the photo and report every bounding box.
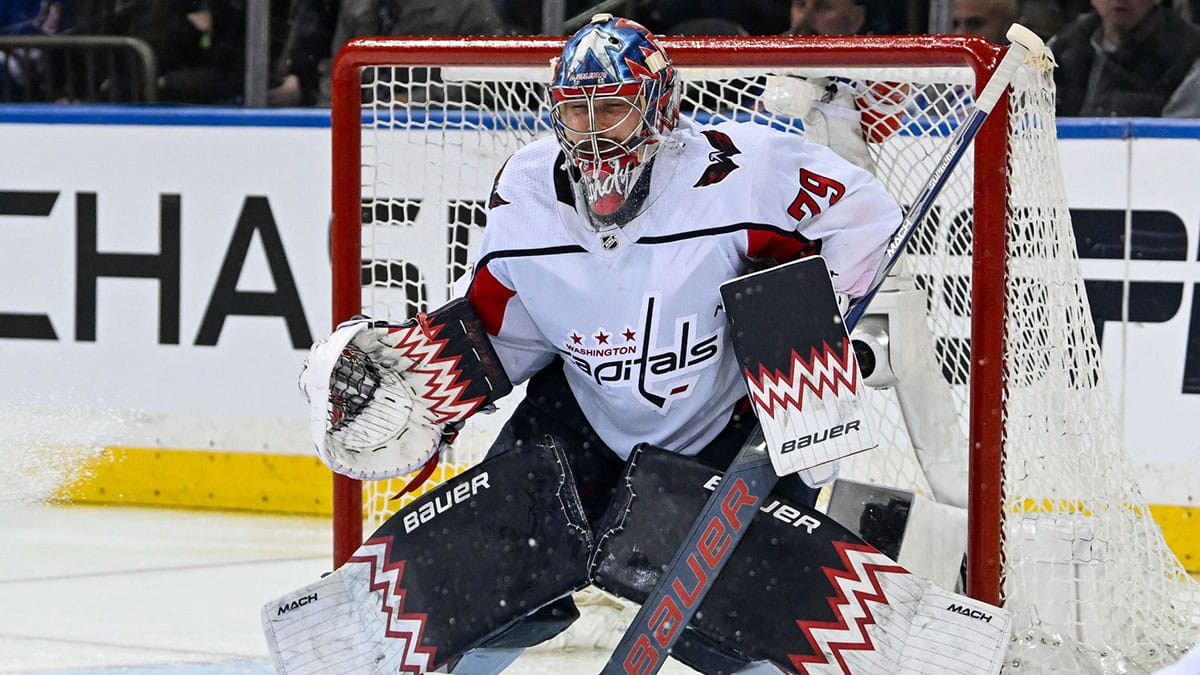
[599,430,774,675]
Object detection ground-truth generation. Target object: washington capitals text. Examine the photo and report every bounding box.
[558,294,720,409]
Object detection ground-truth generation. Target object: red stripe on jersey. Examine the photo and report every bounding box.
[467,264,517,336]
[746,229,821,264]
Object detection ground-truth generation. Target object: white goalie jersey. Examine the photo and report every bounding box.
[466,118,901,460]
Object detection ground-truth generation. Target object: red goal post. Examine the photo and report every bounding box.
[327,34,1200,670]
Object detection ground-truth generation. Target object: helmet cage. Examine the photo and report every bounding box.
[550,84,658,222]
[551,84,645,161]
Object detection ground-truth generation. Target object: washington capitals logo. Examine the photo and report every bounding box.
[559,294,722,412]
[694,129,741,187]
[488,159,510,209]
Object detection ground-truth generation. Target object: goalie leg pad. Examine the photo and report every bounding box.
[591,446,1011,674]
[262,439,591,673]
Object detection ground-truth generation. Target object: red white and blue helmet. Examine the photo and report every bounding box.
[549,14,681,228]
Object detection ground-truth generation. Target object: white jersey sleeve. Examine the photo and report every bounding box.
[465,253,558,384]
[463,140,565,385]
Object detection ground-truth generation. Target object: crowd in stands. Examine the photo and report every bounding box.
[2,0,1199,117]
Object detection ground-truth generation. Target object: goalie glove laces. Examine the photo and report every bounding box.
[390,451,442,500]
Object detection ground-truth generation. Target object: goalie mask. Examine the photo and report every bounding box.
[549,14,681,231]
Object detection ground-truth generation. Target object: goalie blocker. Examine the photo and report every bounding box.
[299,297,512,480]
[722,255,877,480]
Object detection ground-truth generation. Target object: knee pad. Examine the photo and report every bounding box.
[391,438,592,665]
[486,364,625,529]
[591,445,881,671]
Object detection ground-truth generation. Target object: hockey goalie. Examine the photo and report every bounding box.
[262,14,1011,675]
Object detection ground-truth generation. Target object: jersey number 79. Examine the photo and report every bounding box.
[787,169,846,221]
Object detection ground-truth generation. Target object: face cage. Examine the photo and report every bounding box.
[549,84,669,225]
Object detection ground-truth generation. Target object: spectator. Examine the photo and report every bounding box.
[1175,0,1200,21]
[1,0,67,35]
[335,0,507,103]
[268,0,337,106]
[268,0,506,106]
[664,17,749,35]
[61,0,115,34]
[332,0,506,48]
[734,0,792,34]
[787,0,881,36]
[113,0,246,104]
[1,0,69,101]
[1018,0,1071,38]
[638,0,790,35]
[953,0,1017,43]
[1049,0,1200,116]
[492,0,593,34]
[875,1,913,32]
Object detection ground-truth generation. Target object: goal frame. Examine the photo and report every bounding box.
[327,34,1011,605]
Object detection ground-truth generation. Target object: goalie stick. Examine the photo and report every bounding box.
[600,24,1046,675]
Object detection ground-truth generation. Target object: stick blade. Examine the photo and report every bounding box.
[721,257,877,476]
[1005,22,1045,52]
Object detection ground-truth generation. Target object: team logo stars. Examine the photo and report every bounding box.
[568,328,638,346]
